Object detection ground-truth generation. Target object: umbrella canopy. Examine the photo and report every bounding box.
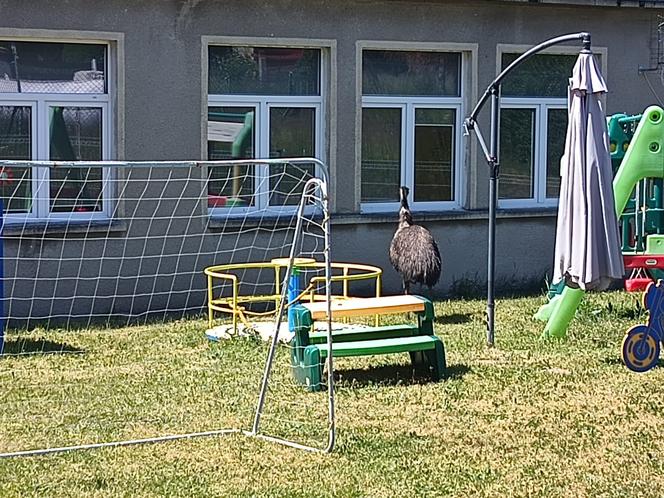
[552,52,624,291]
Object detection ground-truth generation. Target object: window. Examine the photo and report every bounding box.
[0,40,112,219]
[207,45,323,212]
[499,52,577,207]
[360,49,462,212]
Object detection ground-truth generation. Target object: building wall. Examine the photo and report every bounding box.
[0,0,662,320]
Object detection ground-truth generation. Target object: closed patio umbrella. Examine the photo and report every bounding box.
[552,51,624,292]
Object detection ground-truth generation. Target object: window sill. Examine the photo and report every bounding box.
[332,206,558,225]
[2,218,128,237]
[207,214,304,231]
[208,206,558,229]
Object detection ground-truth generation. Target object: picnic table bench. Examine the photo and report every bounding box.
[290,295,446,391]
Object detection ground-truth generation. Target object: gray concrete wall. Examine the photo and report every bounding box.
[332,212,557,296]
[0,0,662,323]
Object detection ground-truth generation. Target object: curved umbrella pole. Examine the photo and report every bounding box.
[464,32,591,347]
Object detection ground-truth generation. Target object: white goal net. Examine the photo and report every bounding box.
[0,157,335,456]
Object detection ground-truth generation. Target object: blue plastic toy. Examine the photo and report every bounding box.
[622,280,664,372]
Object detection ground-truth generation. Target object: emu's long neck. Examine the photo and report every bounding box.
[398,199,413,229]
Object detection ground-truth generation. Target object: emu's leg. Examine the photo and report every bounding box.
[403,280,410,295]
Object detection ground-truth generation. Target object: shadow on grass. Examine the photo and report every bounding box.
[607,307,646,321]
[436,313,472,325]
[445,363,472,379]
[7,310,209,333]
[602,356,664,369]
[1,338,84,356]
[334,362,470,388]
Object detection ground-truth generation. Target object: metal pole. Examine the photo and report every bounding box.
[487,87,500,347]
[10,44,20,93]
[251,188,309,435]
[464,32,591,348]
[320,181,335,453]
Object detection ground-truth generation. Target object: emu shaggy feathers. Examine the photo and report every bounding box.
[389,186,442,294]
[389,225,441,288]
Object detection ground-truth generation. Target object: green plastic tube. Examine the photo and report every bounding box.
[541,287,584,338]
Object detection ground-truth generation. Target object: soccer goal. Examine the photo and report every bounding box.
[0,157,335,457]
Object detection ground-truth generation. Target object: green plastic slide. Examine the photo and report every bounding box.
[541,105,664,338]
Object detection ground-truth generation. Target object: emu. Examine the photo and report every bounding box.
[389,186,442,295]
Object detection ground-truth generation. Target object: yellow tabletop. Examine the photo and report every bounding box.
[302,295,425,320]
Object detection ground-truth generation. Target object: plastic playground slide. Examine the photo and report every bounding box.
[539,105,664,338]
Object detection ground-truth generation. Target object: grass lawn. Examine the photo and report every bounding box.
[1,290,663,497]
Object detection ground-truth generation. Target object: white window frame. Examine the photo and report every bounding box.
[496,44,608,209]
[207,95,323,216]
[204,39,330,217]
[0,35,117,223]
[360,98,462,213]
[498,99,565,209]
[357,43,472,214]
